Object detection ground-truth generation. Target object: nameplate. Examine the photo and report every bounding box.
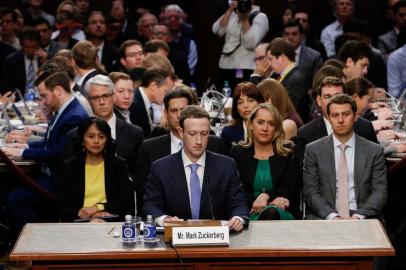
[172,226,229,246]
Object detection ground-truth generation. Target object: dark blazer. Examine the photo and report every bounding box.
[221,123,244,153]
[46,40,65,59]
[136,133,226,197]
[129,88,151,137]
[303,135,387,219]
[230,145,301,218]
[22,97,89,177]
[2,50,39,94]
[298,45,322,89]
[143,151,249,221]
[280,65,309,122]
[296,116,378,166]
[378,29,397,55]
[57,155,133,221]
[101,43,120,73]
[0,42,16,91]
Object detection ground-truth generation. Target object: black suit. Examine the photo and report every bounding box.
[57,155,133,221]
[2,51,39,95]
[230,145,301,219]
[129,88,152,137]
[46,40,65,59]
[101,43,120,73]
[280,65,309,122]
[136,133,226,210]
[143,151,249,221]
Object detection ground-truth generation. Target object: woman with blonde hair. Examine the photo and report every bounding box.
[230,103,300,220]
[257,78,303,139]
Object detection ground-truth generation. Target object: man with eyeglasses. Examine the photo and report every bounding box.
[119,39,144,72]
[249,43,273,85]
[64,74,144,213]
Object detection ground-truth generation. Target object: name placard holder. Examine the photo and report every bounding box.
[172,226,229,246]
[163,220,222,242]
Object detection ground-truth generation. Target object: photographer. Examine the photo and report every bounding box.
[212,0,269,91]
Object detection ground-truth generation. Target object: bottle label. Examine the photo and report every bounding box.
[144,224,156,240]
[122,224,135,241]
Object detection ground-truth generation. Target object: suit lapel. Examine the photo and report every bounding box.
[316,116,328,137]
[353,135,365,200]
[325,136,337,198]
[173,151,192,217]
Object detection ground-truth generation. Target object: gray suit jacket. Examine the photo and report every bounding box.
[378,29,397,55]
[303,134,387,219]
[298,45,322,89]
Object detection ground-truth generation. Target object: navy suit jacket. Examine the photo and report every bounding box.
[143,151,249,221]
[22,97,89,177]
[129,88,151,137]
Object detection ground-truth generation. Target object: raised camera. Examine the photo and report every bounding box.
[237,0,252,13]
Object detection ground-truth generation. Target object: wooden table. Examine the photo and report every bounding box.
[10,220,394,270]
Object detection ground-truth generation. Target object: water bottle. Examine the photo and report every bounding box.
[221,81,231,98]
[122,215,136,242]
[25,82,36,102]
[214,122,222,137]
[143,215,156,242]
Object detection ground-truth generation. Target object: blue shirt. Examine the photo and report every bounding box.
[387,45,406,98]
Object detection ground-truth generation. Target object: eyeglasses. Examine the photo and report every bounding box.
[88,93,113,102]
[253,55,267,62]
[126,51,144,58]
[152,31,170,37]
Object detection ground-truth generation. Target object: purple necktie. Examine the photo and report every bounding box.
[190,163,201,219]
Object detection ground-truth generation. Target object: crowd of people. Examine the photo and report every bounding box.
[0,0,405,267]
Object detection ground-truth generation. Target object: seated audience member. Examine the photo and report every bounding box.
[53,1,85,41]
[129,68,175,137]
[136,87,226,208]
[144,39,170,58]
[119,40,144,73]
[136,13,158,45]
[143,105,249,231]
[32,17,65,60]
[64,74,143,213]
[58,118,133,221]
[108,72,134,123]
[85,10,120,73]
[303,94,387,220]
[337,40,372,80]
[387,26,406,98]
[249,43,273,85]
[72,40,102,93]
[266,38,309,122]
[257,79,303,139]
[3,71,89,232]
[296,76,378,166]
[221,82,264,152]
[230,103,300,220]
[52,10,80,49]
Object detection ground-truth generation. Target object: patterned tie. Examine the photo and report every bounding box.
[190,163,201,219]
[337,144,350,218]
[26,60,35,86]
[45,112,58,141]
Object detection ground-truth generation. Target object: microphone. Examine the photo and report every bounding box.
[204,176,215,220]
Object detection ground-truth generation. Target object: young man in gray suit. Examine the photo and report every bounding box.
[303,94,387,220]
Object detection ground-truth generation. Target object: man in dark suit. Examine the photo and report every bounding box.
[0,41,16,90]
[129,68,175,137]
[85,11,120,73]
[266,37,309,122]
[143,105,248,231]
[297,76,378,166]
[303,94,387,220]
[282,20,322,90]
[64,75,144,198]
[137,87,226,211]
[4,71,89,231]
[33,18,64,60]
[2,27,41,95]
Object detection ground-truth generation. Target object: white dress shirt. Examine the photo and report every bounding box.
[323,117,333,135]
[320,20,343,57]
[107,113,117,140]
[170,132,183,154]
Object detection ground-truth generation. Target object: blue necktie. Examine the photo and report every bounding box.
[190,163,201,219]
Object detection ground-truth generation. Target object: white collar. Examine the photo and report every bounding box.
[181,149,206,169]
[332,132,355,149]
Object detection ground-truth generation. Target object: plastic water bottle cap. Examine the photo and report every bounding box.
[125,215,132,221]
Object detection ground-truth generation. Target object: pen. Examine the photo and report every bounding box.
[107,226,115,235]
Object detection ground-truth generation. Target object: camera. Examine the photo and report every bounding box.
[237,0,252,13]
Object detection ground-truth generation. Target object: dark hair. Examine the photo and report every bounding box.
[19,27,41,44]
[267,37,296,62]
[326,93,357,115]
[72,40,97,69]
[231,81,264,126]
[334,33,360,56]
[37,56,75,80]
[163,86,197,110]
[345,76,374,97]
[311,66,345,99]
[322,58,345,69]
[0,7,18,22]
[179,105,210,129]
[282,19,304,34]
[32,17,52,28]
[337,40,371,63]
[120,39,142,58]
[393,0,406,14]
[316,76,345,97]
[144,39,170,55]
[75,117,116,160]
[140,68,171,88]
[35,71,71,94]
[85,10,105,26]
